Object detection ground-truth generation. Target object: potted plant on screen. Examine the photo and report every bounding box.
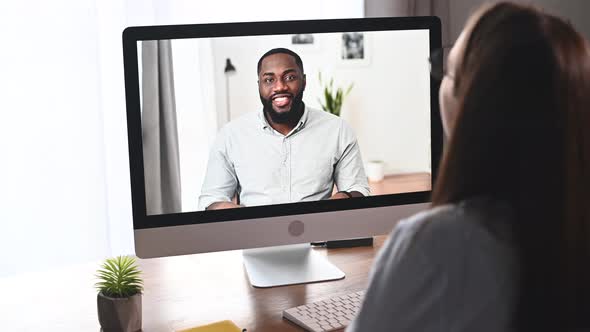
[95,256,144,332]
[318,72,353,117]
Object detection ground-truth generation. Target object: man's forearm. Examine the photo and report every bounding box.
[206,201,242,210]
[329,190,364,200]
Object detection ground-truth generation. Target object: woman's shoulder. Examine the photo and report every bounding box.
[348,198,517,332]
[392,197,514,261]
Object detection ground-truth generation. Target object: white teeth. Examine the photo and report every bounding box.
[273,96,291,107]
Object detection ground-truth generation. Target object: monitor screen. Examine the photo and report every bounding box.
[123,17,442,259]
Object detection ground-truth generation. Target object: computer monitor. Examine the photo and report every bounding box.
[123,17,442,287]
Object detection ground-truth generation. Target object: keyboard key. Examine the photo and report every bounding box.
[283,290,365,332]
[331,322,344,329]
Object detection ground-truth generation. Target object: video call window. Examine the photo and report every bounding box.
[139,29,432,215]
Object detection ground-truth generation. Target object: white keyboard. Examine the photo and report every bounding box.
[282,290,365,331]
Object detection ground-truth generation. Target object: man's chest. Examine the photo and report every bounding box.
[229,131,339,189]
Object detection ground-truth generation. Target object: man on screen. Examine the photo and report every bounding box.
[199,48,370,210]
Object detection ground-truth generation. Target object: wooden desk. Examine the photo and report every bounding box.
[368,172,431,196]
[0,236,388,331]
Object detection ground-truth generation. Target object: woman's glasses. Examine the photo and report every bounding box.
[429,46,453,81]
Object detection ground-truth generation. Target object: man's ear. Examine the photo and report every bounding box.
[302,74,306,90]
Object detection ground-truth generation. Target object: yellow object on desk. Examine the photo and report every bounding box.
[175,320,244,332]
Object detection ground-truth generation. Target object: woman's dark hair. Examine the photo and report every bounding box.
[432,2,590,330]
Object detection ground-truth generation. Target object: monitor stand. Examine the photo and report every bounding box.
[242,243,345,288]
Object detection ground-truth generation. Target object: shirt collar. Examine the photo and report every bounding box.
[258,105,309,133]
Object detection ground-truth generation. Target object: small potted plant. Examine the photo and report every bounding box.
[318,72,353,117]
[95,255,144,332]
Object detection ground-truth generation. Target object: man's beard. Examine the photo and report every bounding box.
[260,90,305,124]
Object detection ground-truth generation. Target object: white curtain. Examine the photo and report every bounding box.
[0,0,364,277]
[0,0,111,277]
[172,39,219,213]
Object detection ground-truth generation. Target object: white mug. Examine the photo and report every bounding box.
[366,160,385,182]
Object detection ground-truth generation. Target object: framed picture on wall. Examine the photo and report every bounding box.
[340,32,371,66]
[289,33,320,52]
[292,33,314,45]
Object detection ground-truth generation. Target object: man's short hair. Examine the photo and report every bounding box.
[257,48,304,75]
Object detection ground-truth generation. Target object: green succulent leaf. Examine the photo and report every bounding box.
[345,83,354,96]
[95,255,144,298]
[317,71,353,116]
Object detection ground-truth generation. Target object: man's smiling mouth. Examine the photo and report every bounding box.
[272,94,293,107]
